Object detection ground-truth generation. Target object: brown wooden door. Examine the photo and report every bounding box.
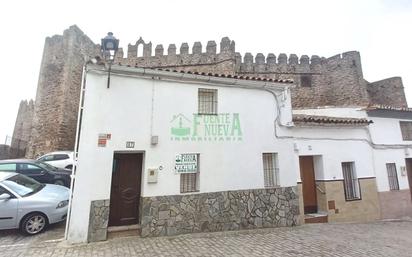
[299,156,318,214]
[405,159,412,200]
[109,153,142,226]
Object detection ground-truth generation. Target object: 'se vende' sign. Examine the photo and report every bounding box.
[175,154,198,173]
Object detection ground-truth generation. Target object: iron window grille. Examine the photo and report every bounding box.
[180,154,200,193]
[342,162,361,201]
[400,121,412,141]
[262,153,280,188]
[386,163,400,191]
[198,88,218,115]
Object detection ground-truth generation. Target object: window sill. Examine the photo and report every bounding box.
[180,190,200,194]
[197,113,217,116]
[345,197,362,202]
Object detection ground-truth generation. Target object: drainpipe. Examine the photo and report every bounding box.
[64,64,87,240]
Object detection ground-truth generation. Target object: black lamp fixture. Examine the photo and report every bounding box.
[101,32,119,88]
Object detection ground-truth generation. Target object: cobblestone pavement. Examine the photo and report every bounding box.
[1,220,412,257]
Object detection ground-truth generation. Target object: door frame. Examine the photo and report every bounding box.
[108,150,145,227]
[299,155,318,214]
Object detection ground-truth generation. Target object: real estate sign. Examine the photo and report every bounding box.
[175,154,198,173]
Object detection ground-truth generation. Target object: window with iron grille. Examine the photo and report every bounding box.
[198,88,217,114]
[180,155,199,193]
[262,153,280,187]
[399,121,412,140]
[342,162,360,200]
[386,163,399,190]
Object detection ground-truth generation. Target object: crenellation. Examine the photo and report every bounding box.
[278,53,287,64]
[206,40,217,54]
[192,42,202,54]
[220,37,231,52]
[289,54,299,65]
[299,55,310,65]
[180,43,189,55]
[155,44,164,56]
[255,53,265,64]
[167,44,176,55]
[143,42,152,57]
[310,55,321,65]
[267,53,276,64]
[128,43,137,58]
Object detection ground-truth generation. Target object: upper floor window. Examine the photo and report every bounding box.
[198,88,217,115]
[300,75,312,87]
[399,121,412,140]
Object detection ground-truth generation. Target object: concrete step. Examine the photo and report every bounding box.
[304,212,328,224]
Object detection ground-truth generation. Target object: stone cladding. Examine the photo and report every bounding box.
[139,187,300,237]
[88,199,110,242]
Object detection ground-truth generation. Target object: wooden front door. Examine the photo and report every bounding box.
[109,153,142,226]
[299,156,318,214]
[405,158,412,200]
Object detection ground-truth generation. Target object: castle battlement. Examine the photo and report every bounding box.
[112,36,363,76]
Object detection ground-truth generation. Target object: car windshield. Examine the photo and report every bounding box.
[36,161,58,171]
[2,174,44,197]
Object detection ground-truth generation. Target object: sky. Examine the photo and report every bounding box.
[0,0,411,144]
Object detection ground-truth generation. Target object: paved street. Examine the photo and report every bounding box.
[1,220,412,257]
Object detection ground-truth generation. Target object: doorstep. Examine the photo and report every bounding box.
[304,212,328,224]
[107,224,140,239]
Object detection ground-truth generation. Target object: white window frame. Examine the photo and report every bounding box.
[262,153,280,188]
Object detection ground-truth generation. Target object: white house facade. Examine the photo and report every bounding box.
[66,64,300,243]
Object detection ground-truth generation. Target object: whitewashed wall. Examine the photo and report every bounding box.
[290,126,375,180]
[67,67,298,243]
[368,117,412,191]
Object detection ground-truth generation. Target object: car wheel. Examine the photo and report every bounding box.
[20,213,48,235]
[65,165,73,170]
[54,179,65,186]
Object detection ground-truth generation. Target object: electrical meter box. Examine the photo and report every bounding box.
[147,168,158,183]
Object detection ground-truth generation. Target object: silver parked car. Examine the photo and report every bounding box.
[0,172,69,235]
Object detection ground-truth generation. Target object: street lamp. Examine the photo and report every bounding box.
[101,32,119,88]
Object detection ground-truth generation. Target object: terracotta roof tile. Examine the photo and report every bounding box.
[151,68,293,83]
[293,114,373,125]
[366,105,412,112]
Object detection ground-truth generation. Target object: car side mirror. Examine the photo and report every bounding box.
[0,193,11,200]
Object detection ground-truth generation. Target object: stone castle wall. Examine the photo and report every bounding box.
[14,25,408,157]
[367,77,408,107]
[25,25,99,158]
[10,100,34,158]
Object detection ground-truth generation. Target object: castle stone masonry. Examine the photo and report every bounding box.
[12,25,407,157]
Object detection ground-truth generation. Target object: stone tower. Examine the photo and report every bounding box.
[10,100,34,158]
[25,25,99,158]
